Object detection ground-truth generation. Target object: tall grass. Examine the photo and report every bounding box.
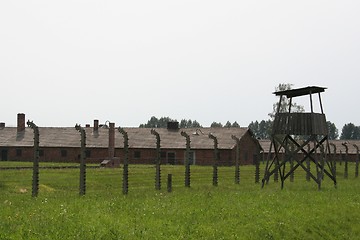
[1,163,360,239]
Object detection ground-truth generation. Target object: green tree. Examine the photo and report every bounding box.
[139,116,175,128]
[248,121,259,136]
[179,119,202,128]
[340,123,360,140]
[327,121,339,140]
[231,121,240,128]
[210,122,223,128]
[139,116,159,128]
[268,83,305,120]
[260,120,272,139]
[223,121,241,128]
[140,117,202,128]
[191,120,202,128]
[224,121,232,128]
[248,120,272,139]
[179,119,189,128]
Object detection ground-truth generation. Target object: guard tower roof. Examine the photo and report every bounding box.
[273,86,327,98]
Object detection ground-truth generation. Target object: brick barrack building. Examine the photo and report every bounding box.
[0,113,262,166]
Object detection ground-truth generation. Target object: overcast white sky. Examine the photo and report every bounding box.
[1,1,359,130]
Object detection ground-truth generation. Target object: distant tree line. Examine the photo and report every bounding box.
[139,84,359,140]
[139,116,357,140]
[210,121,240,128]
[248,120,273,139]
[340,123,360,140]
[139,116,240,129]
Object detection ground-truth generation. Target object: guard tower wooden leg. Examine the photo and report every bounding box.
[262,86,336,189]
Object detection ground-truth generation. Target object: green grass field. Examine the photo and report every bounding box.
[1,162,360,239]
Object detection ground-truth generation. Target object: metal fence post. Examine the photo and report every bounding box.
[255,154,260,184]
[119,127,129,194]
[75,124,86,196]
[289,144,295,182]
[27,120,39,197]
[167,174,172,192]
[151,129,161,190]
[342,143,348,179]
[209,133,219,186]
[254,140,261,184]
[353,144,359,178]
[330,143,337,178]
[231,135,240,184]
[305,144,310,182]
[181,131,191,188]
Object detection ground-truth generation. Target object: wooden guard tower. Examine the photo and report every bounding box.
[262,86,337,189]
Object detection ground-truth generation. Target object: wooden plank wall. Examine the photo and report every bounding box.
[273,113,327,135]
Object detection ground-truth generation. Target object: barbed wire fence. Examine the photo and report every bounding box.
[1,148,360,196]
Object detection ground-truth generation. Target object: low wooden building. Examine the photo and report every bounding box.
[0,114,261,166]
[259,139,360,163]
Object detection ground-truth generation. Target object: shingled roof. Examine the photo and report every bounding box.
[0,127,251,150]
[328,140,360,154]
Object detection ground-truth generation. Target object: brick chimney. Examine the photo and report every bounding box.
[93,119,99,131]
[17,113,25,132]
[108,122,115,159]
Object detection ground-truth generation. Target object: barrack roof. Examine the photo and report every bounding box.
[0,127,251,150]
